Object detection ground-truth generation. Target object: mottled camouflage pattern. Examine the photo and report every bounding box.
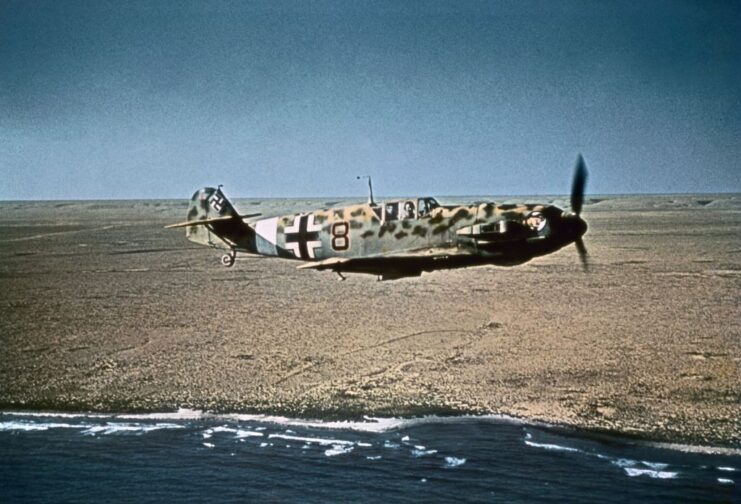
[177,187,587,279]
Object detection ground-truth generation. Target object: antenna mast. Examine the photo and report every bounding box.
[356,175,375,205]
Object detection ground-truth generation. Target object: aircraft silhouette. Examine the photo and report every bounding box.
[168,156,589,280]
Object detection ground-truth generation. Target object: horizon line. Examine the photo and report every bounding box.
[0,191,739,203]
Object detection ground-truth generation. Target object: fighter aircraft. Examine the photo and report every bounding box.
[167,156,589,280]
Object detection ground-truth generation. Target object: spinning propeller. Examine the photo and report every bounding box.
[570,154,589,271]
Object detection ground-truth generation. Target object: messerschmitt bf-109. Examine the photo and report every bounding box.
[167,156,589,280]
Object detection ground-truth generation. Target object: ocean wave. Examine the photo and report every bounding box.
[411,447,438,458]
[0,421,88,432]
[114,409,207,421]
[524,439,581,453]
[81,423,185,436]
[641,461,669,470]
[623,468,678,479]
[525,439,681,481]
[610,459,673,472]
[611,458,637,468]
[324,444,354,457]
[205,426,264,439]
[0,419,186,436]
[2,410,739,457]
[217,412,525,434]
[444,457,466,468]
[268,433,354,446]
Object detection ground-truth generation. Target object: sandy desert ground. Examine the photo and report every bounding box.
[0,194,739,447]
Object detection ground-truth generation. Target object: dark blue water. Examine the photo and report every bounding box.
[1,412,738,503]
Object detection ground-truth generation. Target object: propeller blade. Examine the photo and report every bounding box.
[575,238,589,272]
[571,154,588,216]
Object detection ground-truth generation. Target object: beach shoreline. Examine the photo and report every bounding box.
[3,406,740,456]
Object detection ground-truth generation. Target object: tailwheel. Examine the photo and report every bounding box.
[221,250,236,267]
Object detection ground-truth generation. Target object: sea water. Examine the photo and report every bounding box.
[1,411,738,503]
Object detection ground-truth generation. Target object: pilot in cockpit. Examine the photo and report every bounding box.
[403,201,415,219]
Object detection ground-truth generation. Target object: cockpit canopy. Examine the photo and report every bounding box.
[378,197,440,221]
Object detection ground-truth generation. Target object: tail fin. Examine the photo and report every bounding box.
[174,187,256,250]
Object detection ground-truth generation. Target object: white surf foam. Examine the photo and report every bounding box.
[115,409,205,421]
[3,410,739,457]
[641,461,669,470]
[0,421,88,432]
[1,416,185,436]
[222,414,406,433]
[612,458,638,468]
[444,457,467,468]
[268,434,354,446]
[411,448,438,458]
[524,439,581,453]
[624,468,678,479]
[81,422,184,436]
[717,478,734,485]
[526,438,682,480]
[235,429,264,438]
[609,457,681,480]
[218,413,523,434]
[718,466,736,472]
[325,444,354,457]
[204,426,264,438]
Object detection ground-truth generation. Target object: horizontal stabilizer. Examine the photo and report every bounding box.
[165,213,262,229]
[165,216,235,229]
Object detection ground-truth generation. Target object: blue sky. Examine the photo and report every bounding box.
[1,0,739,199]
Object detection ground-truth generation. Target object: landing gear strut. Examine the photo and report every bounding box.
[221,250,236,267]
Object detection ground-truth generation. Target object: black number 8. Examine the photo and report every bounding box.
[331,222,349,251]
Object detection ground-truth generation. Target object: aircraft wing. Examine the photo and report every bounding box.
[297,248,478,280]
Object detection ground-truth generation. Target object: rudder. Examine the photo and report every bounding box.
[183,187,255,250]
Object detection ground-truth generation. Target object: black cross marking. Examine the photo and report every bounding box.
[285,215,320,259]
